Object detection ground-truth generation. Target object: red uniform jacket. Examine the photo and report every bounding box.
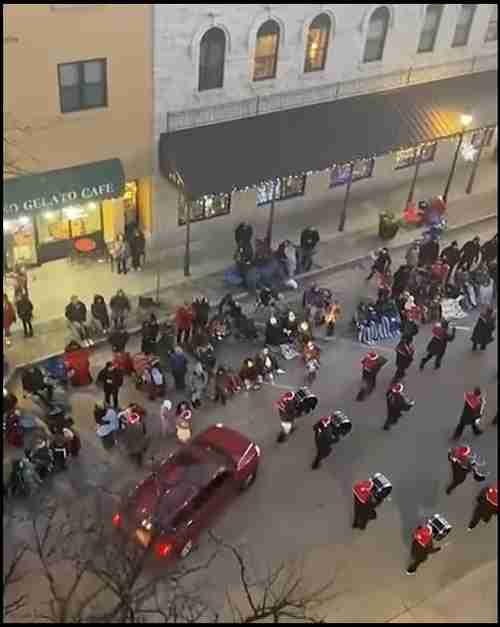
[64,348,92,386]
[176,306,194,330]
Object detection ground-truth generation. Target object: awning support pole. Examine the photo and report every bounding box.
[338,163,354,232]
[466,130,487,195]
[443,131,465,202]
[407,160,421,206]
[266,180,276,247]
[183,194,192,278]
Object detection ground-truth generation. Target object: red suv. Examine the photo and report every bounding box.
[112,424,260,559]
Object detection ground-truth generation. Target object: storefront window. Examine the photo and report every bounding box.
[394,142,437,170]
[124,180,138,227]
[36,202,102,244]
[256,175,307,206]
[3,217,37,270]
[330,159,375,187]
[178,194,231,226]
[471,127,496,149]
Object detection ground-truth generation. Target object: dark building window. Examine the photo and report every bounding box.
[363,7,390,62]
[452,5,476,47]
[253,20,280,81]
[418,5,444,53]
[58,59,107,113]
[485,5,497,42]
[178,194,231,226]
[256,175,306,206]
[304,13,331,73]
[199,27,226,92]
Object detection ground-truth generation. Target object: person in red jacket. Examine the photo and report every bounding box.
[406,523,441,575]
[64,341,92,386]
[452,387,485,439]
[468,484,498,531]
[3,293,16,347]
[176,301,194,345]
[352,479,378,530]
[356,351,387,401]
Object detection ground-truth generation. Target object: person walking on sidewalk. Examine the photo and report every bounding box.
[15,292,34,338]
[405,242,420,269]
[452,387,485,439]
[311,415,338,470]
[468,483,498,531]
[459,236,481,272]
[213,366,228,406]
[406,524,441,575]
[419,320,455,371]
[112,234,130,275]
[169,346,188,391]
[122,412,148,467]
[3,293,16,347]
[481,234,497,266]
[129,227,146,272]
[300,226,320,273]
[160,400,175,437]
[65,295,93,347]
[352,479,378,530]
[471,306,495,351]
[176,302,194,345]
[97,362,124,409]
[110,289,131,330]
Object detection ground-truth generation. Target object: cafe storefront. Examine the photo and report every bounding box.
[3,159,126,269]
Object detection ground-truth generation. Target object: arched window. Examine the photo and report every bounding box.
[418,5,444,53]
[363,7,390,63]
[199,27,226,92]
[304,13,332,73]
[253,20,280,81]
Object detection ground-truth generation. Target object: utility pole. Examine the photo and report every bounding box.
[338,163,354,232]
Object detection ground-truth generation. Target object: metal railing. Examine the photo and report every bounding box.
[165,54,497,133]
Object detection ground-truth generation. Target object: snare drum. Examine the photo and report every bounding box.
[331,411,352,437]
[429,514,452,541]
[296,388,318,415]
[371,473,392,500]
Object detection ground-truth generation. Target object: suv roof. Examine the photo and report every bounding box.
[124,444,229,531]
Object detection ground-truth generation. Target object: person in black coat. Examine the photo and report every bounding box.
[65,296,92,345]
[366,248,391,281]
[481,234,497,266]
[311,417,339,470]
[91,295,110,334]
[419,321,456,370]
[235,222,253,248]
[97,362,124,408]
[460,236,481,271]
[300,227,320,273]
[418,238,440,268]
[391,264,412,299]
[265,316,285,346]
[16,293,34,337]
[129,227,146,271]
[440,241,461,284]
[393,336,415,382]
[471,307,495,351]
[383,383,415,431]
[141,313,159,354]
[192,297,210,333]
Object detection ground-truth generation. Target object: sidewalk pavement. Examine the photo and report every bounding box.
[388,561,496,623]
[4,158,497,371]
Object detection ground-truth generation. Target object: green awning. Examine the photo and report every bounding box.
[3,159,126,217]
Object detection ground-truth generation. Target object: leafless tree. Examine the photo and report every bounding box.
[4,493,335,623]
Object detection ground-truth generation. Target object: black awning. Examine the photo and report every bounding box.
[3,159,126,217]
[159,70,497,199]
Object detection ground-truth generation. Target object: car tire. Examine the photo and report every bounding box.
[180,539,193,559]
[240,470,257,491]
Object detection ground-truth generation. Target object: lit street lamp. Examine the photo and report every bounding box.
[443,113,473,202]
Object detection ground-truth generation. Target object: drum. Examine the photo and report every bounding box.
[331,411,352,438]
[372,473,392,500]
[295,388,318,415]
[429,514,452,541]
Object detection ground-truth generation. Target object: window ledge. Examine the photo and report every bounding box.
[357,60,385,72]
[249,79,279,93]
[192,88,227,103]
[300,70,328,82]
[60,106,109,118]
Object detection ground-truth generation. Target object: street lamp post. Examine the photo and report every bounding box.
[338,163,354,232]
[266,179,277,247]
[407,159,421,206]
[466,128,488,195]
[443,113,473,202]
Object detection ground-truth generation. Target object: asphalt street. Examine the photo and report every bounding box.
[4,220,497,622]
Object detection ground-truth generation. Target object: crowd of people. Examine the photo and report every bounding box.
[354,233,497,345]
